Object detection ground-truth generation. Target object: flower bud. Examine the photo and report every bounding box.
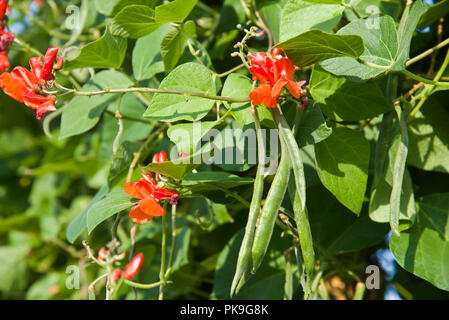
[111,269,122,283]
[123,253,144,280]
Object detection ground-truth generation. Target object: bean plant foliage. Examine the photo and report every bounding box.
[1,0,449,301]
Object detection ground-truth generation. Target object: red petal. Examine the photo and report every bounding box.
[124,182,143,199]
[273,58,295,82]
[138,198,165,216]
[159,151,167,162]
[272,79,288,99]
[42,47,59,81]
[0,51,9,73]
[129,205,153,224]
[123,253,144,279]
[0,72,28,102]
[249,85,277,108]
[286,80,301,99]
[11,66,39,92]
[135,179,155,199]
[23,92,56,111]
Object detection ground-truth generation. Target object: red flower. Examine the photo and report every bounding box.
[30,47,63,85]
[0,47,63,120]
[124,173,179,224]
[0,51,9,73]
[152,150,167,163]
[248,48,303,108]
[123,253,144,280]
[97,247,108,264]
[0,0,10,21]
[0,29,13,51]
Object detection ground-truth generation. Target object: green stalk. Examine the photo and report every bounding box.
[159,202,169,300]
[231,108,266,296]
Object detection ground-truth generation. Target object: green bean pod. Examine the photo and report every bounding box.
[230,110,266,296]
[288,181,315,298]
[251,127,290,273]
[273,108,307,212]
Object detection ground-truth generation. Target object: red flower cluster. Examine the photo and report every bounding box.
[124,151,179,224]
[248,48,303,108]
[0,47,63,119]
[0,0,13,73]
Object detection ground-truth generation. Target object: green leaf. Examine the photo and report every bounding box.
[171,226,192,271]
[143,63,216,122]
[60,71,133,139]
[419,0,449,28]
[95,0,119,15]
[66,185,110,243]
[308,185,389,254]
[161,27,186,72]
[182,171,253,194]
[280,0,344,42]
[201,120,258,172]
[369,170,417,229]
[390,193,449,292]
[26,273,69,300]
[303,0,342,3]
[315,127,370,214]
[87,188,134,233]
[275,29,364,67]
[155,0,198,23]
[419,194,449,242]
[394,0,428,70]
[310,66,391,121]
[167,121,216,155]
[99,93,154,160]
[110,5,162,38]
[320,15,398,80]
[111,0,160,16]
[0,246,29,293]
[321,1,428,80]
[296,101,332,146]
[183,20,197,38]
[144,155,201,180]
[221,73,273,127]
[108,141,141,187]
[64,28,127,71]
[132,24,174,81]
[408,96,449,173]
[257,0,289,43]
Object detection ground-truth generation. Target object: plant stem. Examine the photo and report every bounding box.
[165,204,177,279]
[400,69,449,87]
[406,37,449,67]
[104,110,154,125]
[125,280,169,289]
[409,48,449,118]
[57,86,250,103]
[112,94,125,156]
[159,202,169,300]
